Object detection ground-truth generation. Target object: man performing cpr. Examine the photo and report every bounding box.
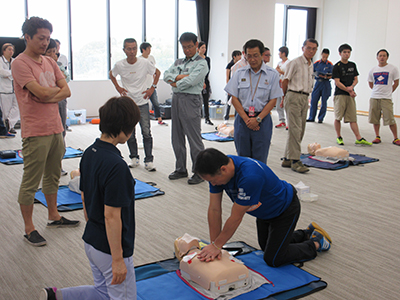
[194,148,332,267]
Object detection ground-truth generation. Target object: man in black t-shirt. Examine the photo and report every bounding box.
[224,50,242,121]
[332,44,372,146]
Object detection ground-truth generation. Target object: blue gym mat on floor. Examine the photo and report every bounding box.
[34,179,165,211]
[0,147,83,165]
[201,131,234,142]
[300,153,379,170]
[135,242,327,300]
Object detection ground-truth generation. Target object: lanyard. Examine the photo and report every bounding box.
[249,69,262,103]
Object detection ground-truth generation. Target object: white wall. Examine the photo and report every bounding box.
[208,0,322,105]
[320,0,400,114]
[68,79,173,117]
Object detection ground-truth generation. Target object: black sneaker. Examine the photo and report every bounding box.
[47,216,80,228]
[168,171,188,180]
[40,287,57,300]
[24,230,47,247]
[188,173,204,185]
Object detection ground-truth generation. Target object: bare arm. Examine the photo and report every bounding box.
[198,201,249,262]
[105,205,127,285]
[109,70,128,96]
[393,79,399,93]
[142,68,161,99]
[226,69,231,84]
[25,78,70,103]
[368,81,374,89]
[81,192,88,222]
[208,192,223,242]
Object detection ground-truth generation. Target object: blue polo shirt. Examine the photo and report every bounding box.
[224,63,282,112]
[209,155,293,220]
[314,59,333,80]
[80,139,136,257]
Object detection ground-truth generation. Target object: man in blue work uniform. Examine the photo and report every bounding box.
[194,148,332,267]
[225,39,282,164]
[307,48,333,123]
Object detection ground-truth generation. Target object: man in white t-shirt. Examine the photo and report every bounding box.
[368,49,400,146]
[110,38,161,170]
[140,42,167,126]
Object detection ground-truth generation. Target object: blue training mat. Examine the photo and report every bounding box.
[34,179,165,211]
[300,153,379,170]
[135,248,327,300]
[0,147,83,165]
[201,131,234,142]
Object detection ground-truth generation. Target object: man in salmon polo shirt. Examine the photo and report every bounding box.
[12,17,80,247]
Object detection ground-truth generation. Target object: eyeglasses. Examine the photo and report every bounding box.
[182,45,195,51]
[124,47,137,52]
[246,54,261,60]
[305,47,318,51]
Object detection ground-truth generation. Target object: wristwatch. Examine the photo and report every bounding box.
[152,84,157,88]
[256,116,262,123]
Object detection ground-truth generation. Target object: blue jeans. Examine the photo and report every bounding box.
[149,89,160,119]
[234,113,273,164]
[308,80,331,122]
[59,243,137,300]
[127,103,154,162]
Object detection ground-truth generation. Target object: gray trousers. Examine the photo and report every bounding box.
[171,93,204,173]
[284,91,308,160]
[276,96,286,122]
[58,99,67,138]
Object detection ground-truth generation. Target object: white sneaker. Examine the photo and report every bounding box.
[129,158,140,168]
[144,162,156,172]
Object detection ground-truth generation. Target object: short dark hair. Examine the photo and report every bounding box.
[140,42,151,53]
[303,38,319,47]
[123,38,137,48]
[377,49,389,57]
[279,46,289,57]
[198,41,206,49]
[232,50,241,59]
[99,96,140,138]
[179,32,197,44]
[46,39,57,51]
[264,47,270,52]
[243,39,264,56]
[22,16,53,39]
[194,148,230,176]
[322,48,330,55]
[54,39,60,45]
[338,43,352,53]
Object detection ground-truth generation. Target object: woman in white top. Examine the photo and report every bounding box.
[0,43,19,134]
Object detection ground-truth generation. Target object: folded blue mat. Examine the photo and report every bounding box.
[135,244,327,300]
[34,179,165,211]
[0,147,83,165]
[300,153,379,170]
[202,131,234,142]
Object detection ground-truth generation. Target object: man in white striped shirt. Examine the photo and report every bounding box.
[281,39,318,173]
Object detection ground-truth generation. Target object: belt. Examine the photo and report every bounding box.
[288,90,309,96]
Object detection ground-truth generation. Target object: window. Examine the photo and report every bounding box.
[178,0,198,58]
[110,0,142,68]
[0,0,25,37]
[28,0,70,67]
[70,0,108,80]
[274,4,317,62]
[6,0,198,80]
[146,0,175,74]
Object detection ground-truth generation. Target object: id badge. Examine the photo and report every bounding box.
[248,106,255,117]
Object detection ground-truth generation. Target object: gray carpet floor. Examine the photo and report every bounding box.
[0,108,399,299]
